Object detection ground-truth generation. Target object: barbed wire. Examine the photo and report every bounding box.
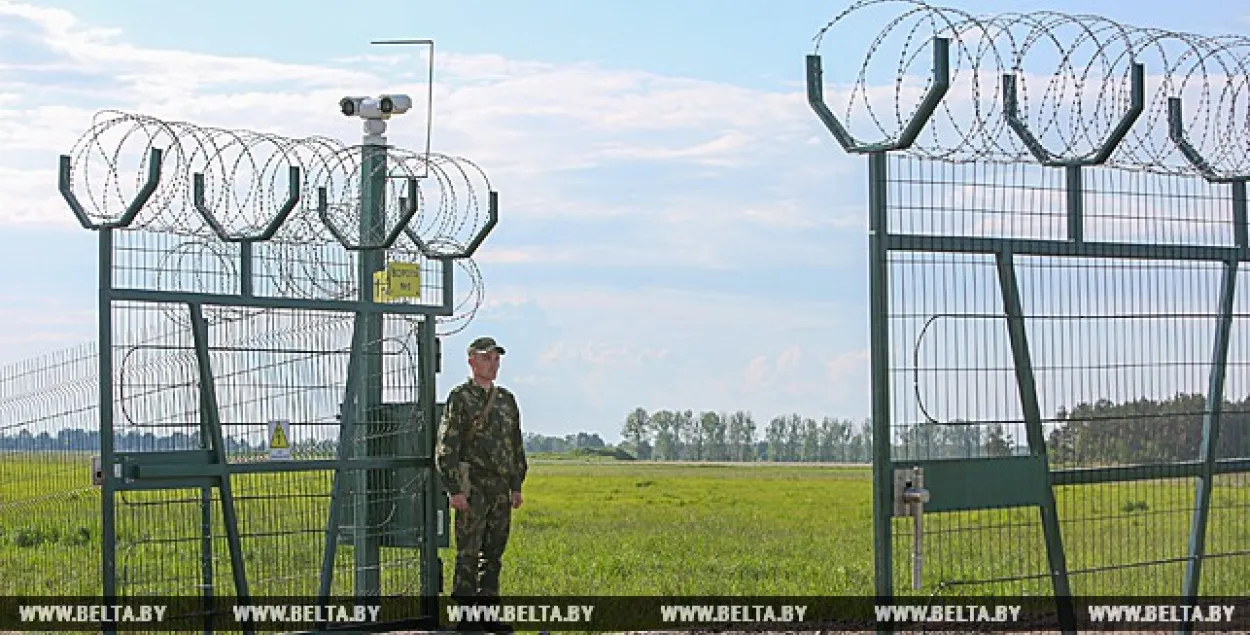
[61,110,493,334]
[62,110,496,253]
[811,1,1250,176]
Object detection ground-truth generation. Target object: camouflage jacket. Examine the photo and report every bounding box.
[435,378,527,495]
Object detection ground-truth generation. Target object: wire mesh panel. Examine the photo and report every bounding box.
[881,154,1250,599]
[106,298,430,600]
[0,345,102,596]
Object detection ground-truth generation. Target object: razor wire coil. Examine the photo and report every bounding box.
[65,110,495,251]
[812,1,1250,177]
[64,110,492,334]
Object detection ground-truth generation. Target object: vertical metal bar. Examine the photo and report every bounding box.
[356,135,387,597]
[1066,165,1083,242]
[98,229,118,635]
[867,152,894,625]
[200,486,214,635]
[418,316,441,614]
[909,468,924,591]
[441,257,454,313]
[240,240,254,297]
[188,303,253,635]
[199,393,214,635]
[1233,181,1247,250]
[994,249,1076,634]
[1178,258,1238,635]
[316,312,366,626]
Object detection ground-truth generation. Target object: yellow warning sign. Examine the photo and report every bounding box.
[268,419,292,460]
[371,263,421,302]
[270,426,289,449]
[373,270,390,303]
[387,262,421,299]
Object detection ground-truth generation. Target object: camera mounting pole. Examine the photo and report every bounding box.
[333,91,414,599]
[363,118,387,147]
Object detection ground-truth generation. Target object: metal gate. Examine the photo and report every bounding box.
[808,2,1250,632]
[47,91,497,632]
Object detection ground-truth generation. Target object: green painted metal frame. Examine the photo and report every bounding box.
[807,39,1250,635]
[62,126,495,633]
[353,131,388,599]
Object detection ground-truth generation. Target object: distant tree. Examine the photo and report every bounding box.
[676,410,694,460]
[985,423,1012,457]
[725,411,745,461]
[652,410,676,461]
[802,417,820,462]
[634,439,653,460]
[691,412,714,461]
[574,432,605,449]
[703,412,727,461]
[766,416,787,461]
[667,410,685,461]
[831,417,854,462]
[742,413,758,461]
[621,407,650,454]
[781,415,799,461]
[942,421,982,460]
[854,418,874,462]
[902,421,942,461]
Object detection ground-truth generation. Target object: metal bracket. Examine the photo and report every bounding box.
[91,455,103,487]
[892,466,928,515]
[893,466,930,590]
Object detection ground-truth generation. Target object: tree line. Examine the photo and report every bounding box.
[1049,393,1250,465]
[618,408,875,462]
[615,393,1250,465]
[5,393,1249,465]
[0,429,611,456]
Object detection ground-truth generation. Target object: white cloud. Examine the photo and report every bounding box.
[540,341,669,367]
[825,347,870,402]
[743,346,802,391]
[0,299,96,366]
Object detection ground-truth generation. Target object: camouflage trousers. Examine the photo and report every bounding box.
[451,476,513,599]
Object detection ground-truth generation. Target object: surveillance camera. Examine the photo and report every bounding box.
[379,94,413,115]
[358,97,387,118]
[340,96,369,117]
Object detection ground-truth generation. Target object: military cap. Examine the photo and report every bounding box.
[467,336,506,355]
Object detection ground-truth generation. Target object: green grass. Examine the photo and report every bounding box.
[2,454,1249,599]
[506,461,874,595]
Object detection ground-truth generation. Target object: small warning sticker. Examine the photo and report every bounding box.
[268,419,292,460]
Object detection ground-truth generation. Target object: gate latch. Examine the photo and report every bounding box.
[894,466,929,590]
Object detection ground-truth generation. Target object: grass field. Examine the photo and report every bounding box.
[3,455,1250,600]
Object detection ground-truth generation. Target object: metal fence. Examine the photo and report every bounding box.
[808,2,1250,632]
[1,97,496,633]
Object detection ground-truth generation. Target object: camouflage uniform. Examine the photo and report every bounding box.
[435,344,527,600]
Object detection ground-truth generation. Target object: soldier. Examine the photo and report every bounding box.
[435,336,527,632]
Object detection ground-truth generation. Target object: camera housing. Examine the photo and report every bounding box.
[339,96,370,117]
[379,94,413,115]
[341,94,413,118]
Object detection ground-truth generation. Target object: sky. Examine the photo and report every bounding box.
[0,0,1247,443]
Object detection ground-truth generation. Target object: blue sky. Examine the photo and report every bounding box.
[0,0,1246,442]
